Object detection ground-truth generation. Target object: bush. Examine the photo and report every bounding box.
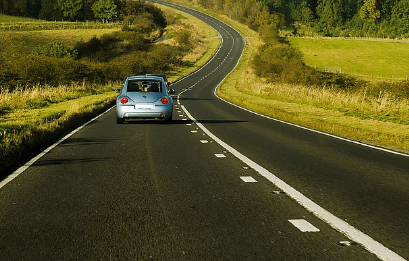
[252,42,362,90]
[252,43,304,80]
[32,41,78,59]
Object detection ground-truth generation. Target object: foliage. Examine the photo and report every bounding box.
[54,0,83,20]
[116,0,167,28]
[359,0,380,22]
[92,0,118,22]
[32,41,78,59]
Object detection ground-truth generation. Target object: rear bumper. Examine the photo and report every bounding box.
[116,104,173,119]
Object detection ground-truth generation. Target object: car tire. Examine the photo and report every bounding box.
[165,112,173,123]
[117,115,124,124]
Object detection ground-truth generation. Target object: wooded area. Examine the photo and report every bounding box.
[2,0,408,37]
[198,0,409,38]
[0,0,165,24]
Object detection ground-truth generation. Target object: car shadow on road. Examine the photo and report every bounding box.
[124,119,248,125]
[176,97,215,101]
[32,157,112,167]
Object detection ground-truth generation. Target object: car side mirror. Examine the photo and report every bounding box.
[169,89,175,94]
[115,88,121,94]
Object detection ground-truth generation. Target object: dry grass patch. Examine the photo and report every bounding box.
[219,68,409,153]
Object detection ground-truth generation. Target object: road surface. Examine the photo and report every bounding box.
[0,1,408,260]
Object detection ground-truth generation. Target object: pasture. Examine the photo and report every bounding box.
[287,37,409,81]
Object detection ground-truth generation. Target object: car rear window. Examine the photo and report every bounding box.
[127,80,162,92]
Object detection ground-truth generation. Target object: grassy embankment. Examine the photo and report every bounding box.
[0,10,220,174]
[167,0,409,153]
[287,37,409,82]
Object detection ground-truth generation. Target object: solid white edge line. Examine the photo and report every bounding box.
[213,84,408,158]
[0,106,115,189]
[181,105,405,261]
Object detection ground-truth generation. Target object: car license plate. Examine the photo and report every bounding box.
[135,104,155,110]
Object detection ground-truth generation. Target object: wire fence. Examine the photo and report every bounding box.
[318,66,409,81]
[0,20,123,31]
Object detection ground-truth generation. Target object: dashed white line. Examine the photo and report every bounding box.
[214,154,226,158]
[180,105,405,261]
[240,176,257,183]
[289,219,320,232]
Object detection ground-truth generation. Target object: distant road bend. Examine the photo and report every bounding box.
[0,1,408,260]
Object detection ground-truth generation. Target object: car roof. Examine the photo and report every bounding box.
[145,73,167,80]
[126,75,164,81]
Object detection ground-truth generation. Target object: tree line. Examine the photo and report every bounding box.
[3,0,408,38]
[0,0,162,23]
[197,0,409,38]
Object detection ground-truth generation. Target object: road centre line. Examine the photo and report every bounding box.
[180,105,405,261]
[289,219,320,232]
[240,176,257,183]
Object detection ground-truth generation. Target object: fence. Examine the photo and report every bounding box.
[0,20,123,31]
[314,66,409,81]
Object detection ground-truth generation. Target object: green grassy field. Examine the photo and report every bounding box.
[287,37,409,81]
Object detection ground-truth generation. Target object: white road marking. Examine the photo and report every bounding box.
[0,107,115,189]
[180,105,406,261]
[215,154,226,158]
[214,86,409,158]
[200,140,209,143]
[289,219,320,232]
[191,130,198,133]
[169,4,405,259]
[240,176,257,183]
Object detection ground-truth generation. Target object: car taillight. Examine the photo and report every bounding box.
[161,97,169,104]
[120,97,129,104]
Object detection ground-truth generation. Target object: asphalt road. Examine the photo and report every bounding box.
[1,2,408,260]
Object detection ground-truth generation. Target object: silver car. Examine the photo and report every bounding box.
[116,75,175,124]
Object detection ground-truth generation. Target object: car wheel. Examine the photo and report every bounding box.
[165,113,173,123]
[117,115,124,124]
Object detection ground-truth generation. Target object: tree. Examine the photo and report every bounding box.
[39,0,63,20]
[378,0,395,20]
[316,0,344,35]
[289,0,314,24]
[54,0,83,20]
[390,0,409,34]
[360,0,380,22]
[92,0,117,22]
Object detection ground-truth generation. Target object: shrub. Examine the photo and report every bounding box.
[32,41,78,59]
[252,42,362,90]
[75,37,103,59]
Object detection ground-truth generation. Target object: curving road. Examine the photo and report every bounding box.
[0,1,408,260]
